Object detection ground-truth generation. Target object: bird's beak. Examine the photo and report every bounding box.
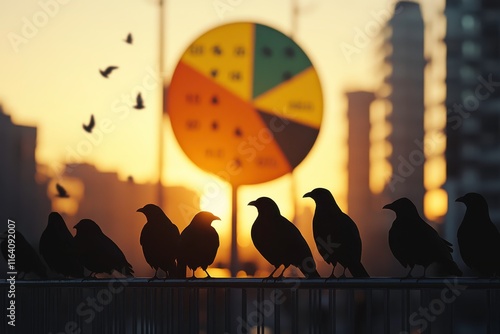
[248,200,256,206]
[455,196,464,203]
[213,216,221,221]
[136,207,144,213]
[303,191,312,198]
[382,203,392,210]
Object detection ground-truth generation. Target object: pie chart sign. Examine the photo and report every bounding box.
[168,22,323,186]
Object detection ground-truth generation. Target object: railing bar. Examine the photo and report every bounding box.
[242,288,247,334]
[401,288,408,332]
[179,288,184,334]
[259,287,264,334]
[329,288,336,334]
[487,288,492,334]
[292,288,298,334]
[308,287,312,333]
[225,288,231,333]
[366,288,372,334]
[384,288,389,334]
[274,290,280,334]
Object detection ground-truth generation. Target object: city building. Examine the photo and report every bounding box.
[444,0,500,269]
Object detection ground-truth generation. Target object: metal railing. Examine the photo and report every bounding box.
[1,278,499,333]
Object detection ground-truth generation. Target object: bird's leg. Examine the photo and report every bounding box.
[418,266,427,280]
[401,266,414,280]
[339,267,347,279]
[275,265,289,281]
[148,269,159,282]
[325,266,336,282]
[83,272,95,281]
[203,269,212,279]
[188,269,196,280]
[264,266,280,281]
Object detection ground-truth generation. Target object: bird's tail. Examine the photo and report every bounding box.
[439,259,463,277]
[348,262,370,278]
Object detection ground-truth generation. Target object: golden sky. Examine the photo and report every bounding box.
[0,0,445,274]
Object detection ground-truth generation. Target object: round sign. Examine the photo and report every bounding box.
[168,22,323,186]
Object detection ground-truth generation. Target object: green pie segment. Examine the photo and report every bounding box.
[252,24,313,99]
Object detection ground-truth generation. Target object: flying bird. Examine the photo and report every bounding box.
[99,66,118,78]
[82,114,95,133]
[137,204,180,279]
[383,198,462,277]
[303,188,369,278]
[249,197,320,279]
[39,212,84,278]
[1,230,47,279]
[456,192,500,277]
[133,92,144,109]
[56,183,69,198]
[73,219,134,277]
[178,211,220,278]
[124,33,133,44]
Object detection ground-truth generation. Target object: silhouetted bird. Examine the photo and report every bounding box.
[303,188,369,278]
[1,230,47,279]
[82,114,95,133]
[133,92,144,109]
[74,219,134,277]
[383,198,462,277]
[456,193,500,277]
[99,66,118,78]
[39,212,84,278]
[137,204,180,279]
[249,197,320,279]
[124,33,133,44]
[178,211,220,278]
[56,183,69,198]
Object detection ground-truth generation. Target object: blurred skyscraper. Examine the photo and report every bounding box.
[0,106,50,252]
[381,1,426,211]
[346,91,397,276]
[444,0,500,230]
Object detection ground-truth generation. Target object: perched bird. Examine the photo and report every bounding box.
[178,211,220,278]
[249,197,320,279]
[137,204,180,279]
[99,66,118,78]
[303,188,369,278]
[73,219,134,277]
[124,33,133,44]
[82,114,95,133]
[383,198,462,277]
[1,230,47,279]
[39,212,84,278]
[456,192,500,277]
[56,183,69,198]
[133,92,144,109]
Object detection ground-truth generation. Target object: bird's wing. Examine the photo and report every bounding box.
[56,183,67,196]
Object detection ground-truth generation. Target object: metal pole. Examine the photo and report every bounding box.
[231,185,239,277]
[158,0,165,207]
